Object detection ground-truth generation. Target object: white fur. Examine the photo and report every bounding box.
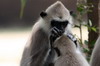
[20,1,74,66]
[46,1,70,20]
[54,35,90,66]
[90,36,100,66]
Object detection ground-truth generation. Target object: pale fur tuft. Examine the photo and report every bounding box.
[45,1,71,21]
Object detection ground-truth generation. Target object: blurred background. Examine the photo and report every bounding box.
[0,0,99,66]
[0,0,77,27]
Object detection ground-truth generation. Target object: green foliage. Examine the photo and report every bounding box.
[89,26,97,32]
[74,0,97,60]
[88,19,92,26]
[84,40,88,45]
[77,4,87,15]
[77,2,93,15]
[83,40,89,53]
[87,19,97,32]
[20,0,27,19]
[75,0,96,45]
[90,40,97,46]
[83,47,89,53]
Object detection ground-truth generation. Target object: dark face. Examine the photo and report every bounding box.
[40,11,69,31]
[51,20,69,31]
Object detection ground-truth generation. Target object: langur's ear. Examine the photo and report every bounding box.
[70,11,73,15]
[40,11,47,18]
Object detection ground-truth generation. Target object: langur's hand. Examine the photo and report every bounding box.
[51,27,64,37]
[50,27,64,44]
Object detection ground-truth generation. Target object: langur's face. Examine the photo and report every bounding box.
[40,10,72,32]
